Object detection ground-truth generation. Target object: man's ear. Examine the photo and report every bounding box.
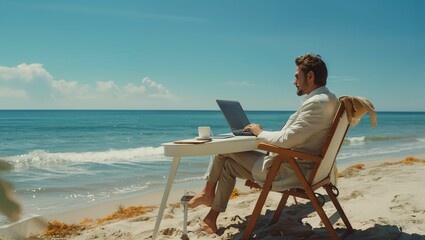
[307,70,315,83]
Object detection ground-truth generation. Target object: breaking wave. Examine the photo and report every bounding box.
[0,146,166,170]
[344,135,419,145]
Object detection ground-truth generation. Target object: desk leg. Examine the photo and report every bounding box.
[152,156,181,240]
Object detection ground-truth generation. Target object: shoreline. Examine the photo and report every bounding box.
[1,154,425,239]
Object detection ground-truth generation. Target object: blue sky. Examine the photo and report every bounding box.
[1,0,424,111]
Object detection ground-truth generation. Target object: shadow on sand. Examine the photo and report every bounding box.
[218,200,425,240]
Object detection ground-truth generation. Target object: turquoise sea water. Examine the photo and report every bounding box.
[1,110,424,225]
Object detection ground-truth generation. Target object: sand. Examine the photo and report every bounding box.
[1,155,425,240]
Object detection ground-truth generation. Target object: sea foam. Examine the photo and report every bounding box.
[2,146,166,170]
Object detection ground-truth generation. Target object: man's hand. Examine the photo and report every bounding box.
[244,123,262,136]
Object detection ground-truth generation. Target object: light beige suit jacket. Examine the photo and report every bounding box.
[253,86,338,191]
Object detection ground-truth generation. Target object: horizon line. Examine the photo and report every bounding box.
[1,109,424,113]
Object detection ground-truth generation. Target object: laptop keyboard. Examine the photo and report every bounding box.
[233,130,255,136]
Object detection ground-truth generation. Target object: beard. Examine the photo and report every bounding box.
[296,89,303,96]
[296,87,306,96]
[296,77,308,96]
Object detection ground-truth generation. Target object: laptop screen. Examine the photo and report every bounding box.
[216,100,251,132]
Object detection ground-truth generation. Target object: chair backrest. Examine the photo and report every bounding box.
[312,104,349,185]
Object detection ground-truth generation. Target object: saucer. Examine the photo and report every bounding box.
[196,137,212,141]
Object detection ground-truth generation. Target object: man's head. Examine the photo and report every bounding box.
[294,53,328,96]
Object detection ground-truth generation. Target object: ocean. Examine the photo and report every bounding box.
[1,110,425,225]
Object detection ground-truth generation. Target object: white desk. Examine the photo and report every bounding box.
[152,136,260,239]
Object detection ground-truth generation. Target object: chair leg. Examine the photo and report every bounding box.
[271,192,289,224]
[242,187,271,240]
[243,156,286,239]
[305,187,340,240]
[325,185,354,233]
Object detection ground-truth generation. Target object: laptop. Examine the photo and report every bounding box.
[216,99,255,136]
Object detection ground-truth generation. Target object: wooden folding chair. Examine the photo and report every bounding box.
[243,104,354,240]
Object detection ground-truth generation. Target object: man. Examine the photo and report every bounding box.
[188,53,338,234]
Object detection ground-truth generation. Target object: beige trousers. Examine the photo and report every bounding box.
[208,151,265,212]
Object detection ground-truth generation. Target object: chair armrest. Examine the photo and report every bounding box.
[257,143,322,162]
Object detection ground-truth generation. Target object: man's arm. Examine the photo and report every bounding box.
[256,100,329,149]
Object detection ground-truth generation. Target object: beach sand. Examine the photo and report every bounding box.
[1,155,425,240]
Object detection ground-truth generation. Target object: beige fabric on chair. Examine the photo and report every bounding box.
[339,96,377,127]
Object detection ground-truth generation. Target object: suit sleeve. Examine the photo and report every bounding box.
[257,100,327,149]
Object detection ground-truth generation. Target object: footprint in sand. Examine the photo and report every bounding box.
[340,190,364,201]
[161,227,181,236]
[390,194,415,214]
[389,194,425,231]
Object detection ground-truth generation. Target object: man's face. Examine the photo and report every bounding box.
[294,66,309,96]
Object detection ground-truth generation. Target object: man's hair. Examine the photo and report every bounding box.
[295,53,328,86]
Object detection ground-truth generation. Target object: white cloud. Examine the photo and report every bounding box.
[0,87,29,100]
[48,79,91,98]
[96,81,119,92]
[96,80,160,96]
[0,63,177,108]
[0,63,91,98]
[124,82,146,94]
[142,77,173,97]
[0,63,53,82]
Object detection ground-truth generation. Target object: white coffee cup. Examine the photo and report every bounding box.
[198,126,211,139]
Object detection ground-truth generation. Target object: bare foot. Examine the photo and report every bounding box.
[187,192,213,208]
[199,220,217,234]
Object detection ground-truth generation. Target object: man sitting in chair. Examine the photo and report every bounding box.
[188,53,338,234]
